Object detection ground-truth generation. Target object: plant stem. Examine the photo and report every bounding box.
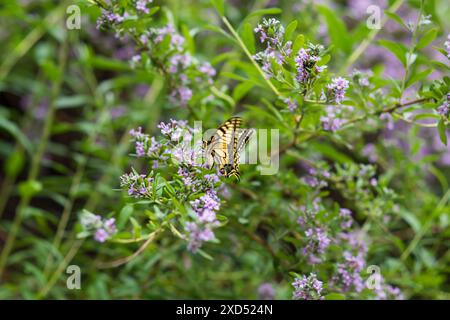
[401,188,450,261]
[221,16,280,96]
[0,32,69,281]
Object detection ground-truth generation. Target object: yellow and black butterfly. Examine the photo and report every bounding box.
[203,117,254,180]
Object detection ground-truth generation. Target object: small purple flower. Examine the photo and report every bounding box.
[104,218,117,235]
[321,114,344,132]
[380,113,395,131]
[258,283,275,300]
[136,0,152,14]
[94,228,109,243]
[157,122,172,136]
[135,141,145,157]
[326,77,349,104]
[284,98,297,112]
[185,222,215,252]
[292,273,324,300]
[437,94,449,117]
[97,10,124,29]
[178,87,193,105]
[362,143,378,163]
[198,62,216,77]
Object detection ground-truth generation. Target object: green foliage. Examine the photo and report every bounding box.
[0,0,449,300]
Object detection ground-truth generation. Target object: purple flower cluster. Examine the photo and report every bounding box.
[283,97,297,112]
[326,77,349,104]
[302,167,329,188]
[135,0,153,14]
[253,19,293,79]
[437,93,449,117]
[96,0,154,29]
[186,190,221,252]
[333,250,366,292]
[339,208,353,229]
[254,18,285,47]
[80,211,118,243]
[96,10,124,29]
[295,45,326,86]
[125,121,224,253]
[362,143,378,163]
[321,104,354,132]
[146,25,215,106]
[292,183,403,299]
[120,171,154,198]
[129,127,161,157]
[292,273,324,300]
[351,69,372,87]
[258,283,275,300]
[297,199,331,264]
[373,276,405,300]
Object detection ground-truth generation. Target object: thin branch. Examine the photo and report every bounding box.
[95,229,163,269]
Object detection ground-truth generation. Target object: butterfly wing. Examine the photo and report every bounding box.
[204,117,253,180]
[204,117,242,173]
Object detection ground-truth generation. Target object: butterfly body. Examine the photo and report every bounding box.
[203,117,253,180]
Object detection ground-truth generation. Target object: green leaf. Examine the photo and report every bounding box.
[56,95,90,109]
[317,5,352,54]
[284,20,298,42]
[310,142,354,164]
[240,22,255,55]
[197,249,214,260]
[416,28,438,50]
[242,8,282,24]
[0,117,32,154]
[5,147,25,177]
[18,180,43,198]
[210,0,224,16]
[399,209,422,233]
[406,69,433,88]
[181,25,195,54]
[210,86,235,109]
[378,39,408,67]
[385,11,407,30]
[437,119,447,145]
[232,82,254,102]
[291,34,305,56]
[130,217,142,239]
[325,293,346,300]
[118,204,134,229]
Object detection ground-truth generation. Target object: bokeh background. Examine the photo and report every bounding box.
[0,0,449,299]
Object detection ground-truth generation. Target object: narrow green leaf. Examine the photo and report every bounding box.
[232,82,254,102]
[416,28,438,50]
[0,117,33,154]
[378,39,408,67]
[292,34,304,56]
[325,293,346,300]
[437,119,447,145]
[240,22,255,55]
[284,20,298,42]
[317,5,352,54]
[406,69,433,88]
[385,11,407,30]
[118,204,134,229]
[210,0,224,16]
